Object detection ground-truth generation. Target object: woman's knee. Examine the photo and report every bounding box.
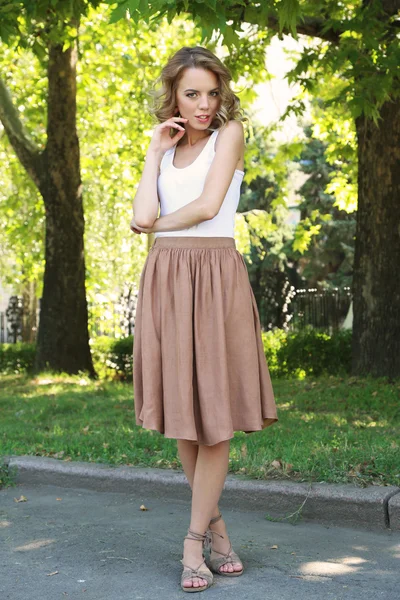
[200,439,230,451]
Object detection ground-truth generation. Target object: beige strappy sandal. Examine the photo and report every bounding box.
[204,512,244,577]
[180,528,214,593]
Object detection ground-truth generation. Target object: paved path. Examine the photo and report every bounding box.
[1,481,399,599]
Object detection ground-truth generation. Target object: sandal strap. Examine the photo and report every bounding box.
[209,549,243,574]
[206,528,242,564]
[180,556,207,573]
[184,527,208,542]
[180,556,214,587]
[204,527,223,553]
[210,539,233,559]
[208,541,243,573]
[203,513,224,552]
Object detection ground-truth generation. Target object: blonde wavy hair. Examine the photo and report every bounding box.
[148,46,247,134]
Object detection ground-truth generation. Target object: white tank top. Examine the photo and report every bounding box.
[155,128,244,238]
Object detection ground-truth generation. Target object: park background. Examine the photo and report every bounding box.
[0,1,399,490]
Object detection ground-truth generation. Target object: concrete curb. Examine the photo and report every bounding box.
[388,492,400,531]
[3,455,400,532]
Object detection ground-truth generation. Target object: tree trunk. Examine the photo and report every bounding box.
[352,99,400,377]
[21,280,37,343]
[34,39,95,376]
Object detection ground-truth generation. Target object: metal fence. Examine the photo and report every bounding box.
[287,286,352,333]
[87,294,138,339]
[0,296,24,343]
[1,285,352,343]
[0,311,11,343]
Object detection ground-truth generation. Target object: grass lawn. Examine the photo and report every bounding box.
[0,372,399,488]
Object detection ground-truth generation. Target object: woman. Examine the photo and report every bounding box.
[130,46,278,593]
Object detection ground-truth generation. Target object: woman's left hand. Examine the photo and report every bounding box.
[130,215,154,234]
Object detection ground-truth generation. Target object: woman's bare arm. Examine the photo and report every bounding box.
[132,117,187,229]
[132,149,163,229]
[148,120,244,233]
[148,197,213,233]
[197,120,244,218]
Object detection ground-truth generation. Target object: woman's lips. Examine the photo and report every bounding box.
[195,115,210,123]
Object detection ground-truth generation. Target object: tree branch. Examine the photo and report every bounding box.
[380,0,400,16]
[232,1,400,44]
[0,78,43,187]
[268,13,341,44]
[227,2,341,43]
[296,16,344,43]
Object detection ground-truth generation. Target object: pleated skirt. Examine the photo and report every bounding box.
[133,236,278,446]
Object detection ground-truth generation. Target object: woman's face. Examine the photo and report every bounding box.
[174,67,221,130]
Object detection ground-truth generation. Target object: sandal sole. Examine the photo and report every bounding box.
[208,562,244,577]
[212,569,243,577]
[181,583,213,592]
[207,555,244,576]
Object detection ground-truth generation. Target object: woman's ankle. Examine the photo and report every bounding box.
[209,511,222,525]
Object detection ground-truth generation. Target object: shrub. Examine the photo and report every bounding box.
[90,335,134,380]
[262,326,352,378]
[0,342,36,374]
[0,328,352,380]
[261,328,287,375]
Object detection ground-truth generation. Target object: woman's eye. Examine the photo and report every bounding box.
[186,92,219,98]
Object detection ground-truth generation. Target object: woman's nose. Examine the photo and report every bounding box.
[199,95,209,109]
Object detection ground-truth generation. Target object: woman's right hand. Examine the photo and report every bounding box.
[147,116,188,154]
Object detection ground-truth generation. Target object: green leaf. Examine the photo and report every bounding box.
[109,0,130,24]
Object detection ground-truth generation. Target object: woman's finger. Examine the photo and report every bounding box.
[171,129,186,141]
[160,121,185,131]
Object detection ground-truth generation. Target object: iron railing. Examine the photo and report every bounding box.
[287,286,352,333]
[1,285,352,343]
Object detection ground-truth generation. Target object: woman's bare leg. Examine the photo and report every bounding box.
[177,439,242,589]
[177,439,221,528]
[179,439,230,589]
[176,439,199,490]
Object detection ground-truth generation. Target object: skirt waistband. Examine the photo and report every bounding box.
[152,236,236,249]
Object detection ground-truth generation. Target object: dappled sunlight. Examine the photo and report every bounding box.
[299,413,318,422]
[16,375,108,403]
[330,415,348,426]
[2,373,399,486]
[294,407,388,431]
[340,556,370,565]
[299,555,368,576]
[230,445,240,459]
[14,538,55,552]
[352,419,389,428]
[35,378,56,385]
[278,401,294,410]
[388,543,400,559]
[32,373,94,388]
[51,424,65,436]
[0,520,12,528]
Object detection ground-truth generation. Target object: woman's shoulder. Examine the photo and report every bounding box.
[214,120,244,153]
[217,120,244,136]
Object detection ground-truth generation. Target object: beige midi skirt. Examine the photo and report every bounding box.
[133,236,278,446]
